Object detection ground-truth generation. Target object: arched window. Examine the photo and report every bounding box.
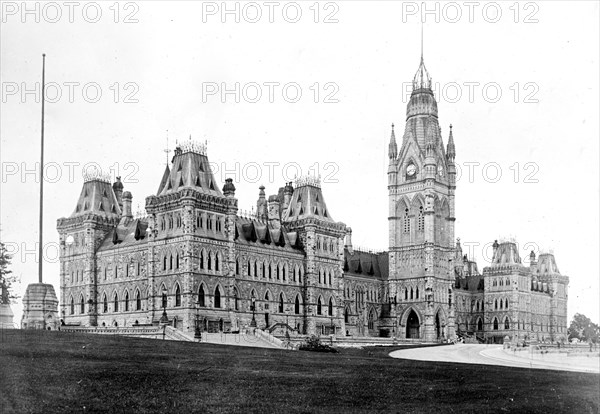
[262,262,266,278]
[163,256,167,271]
[493,318,499,330]
[214,287,221,308]
[113,292,119,312]
[477,317,483,331]
[282,266,286,281]
[405,288,408,300]
[295,295,300,314]
[276,265,280,280]
[247,260,251,276]
[176,254,180,269]
[69,296,74,315]
[268,264,272,279]
[505,298,509,309]
[80,295,85,314]
[279,293,284,313]
[417,206,424,232]
[200,251,204,269]
[254,262,258,278]
[161,291,167,309]
[169,255,173,270]
[208,252,212,270]
[235,259,240,276]
[198,285,206,307]
[328,271,332,285]
[328,297,333,316]
[504,317,510,330]
[233,288,239,311]
[495,299,498,310]
[403,208,410,233]
[293,266,297,282]
[103,294,108,313]
[175,284,181,307]
[215,254,219,272]
[136,262,140,276]
[500,299,503,309]
[368,310,374,330]
[136,290,141,311]
[344,307,349,323]
[416,287,419,299]
[410,288,414,300]
[317,297,322,315]
[124,291,130,311]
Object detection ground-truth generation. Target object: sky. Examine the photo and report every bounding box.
[1,1,598,325]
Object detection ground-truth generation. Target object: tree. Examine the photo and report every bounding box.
[0,242,19,304]
[568,313,599,344]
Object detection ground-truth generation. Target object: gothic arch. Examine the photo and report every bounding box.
[317,295,323,315]
[400,306,422,339]
[79,293,85,314]
[214,284,223,308]
[123,288,130,312]
[173,282,182,307]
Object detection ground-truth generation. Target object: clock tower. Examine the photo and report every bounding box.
[386,55,457,342]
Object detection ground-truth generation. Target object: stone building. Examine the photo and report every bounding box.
[57,55,569,343]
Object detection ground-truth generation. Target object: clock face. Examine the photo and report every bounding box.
[406,164,416,176]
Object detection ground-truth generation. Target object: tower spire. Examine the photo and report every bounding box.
[388,123,398,159]
[163,130,171,165]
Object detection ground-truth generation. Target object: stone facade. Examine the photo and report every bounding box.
[57,56,568,343]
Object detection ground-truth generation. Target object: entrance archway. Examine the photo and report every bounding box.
[406,310,420,339]
[435,312,441,339]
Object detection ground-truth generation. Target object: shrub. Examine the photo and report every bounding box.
[299,335,338,353]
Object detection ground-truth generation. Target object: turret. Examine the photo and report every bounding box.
[222,178,236,197]
[345,227,353,255]
[282,182,293,211]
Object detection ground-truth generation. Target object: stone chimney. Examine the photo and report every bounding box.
[268,195,281,229]
[256,185,267,219]
[122,191,133,219]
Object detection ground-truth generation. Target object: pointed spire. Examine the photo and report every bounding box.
[447,124,456,161]
[413,26,432,90]
[388,123,398,160]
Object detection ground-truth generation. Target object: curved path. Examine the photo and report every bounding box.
[389,344,599,374]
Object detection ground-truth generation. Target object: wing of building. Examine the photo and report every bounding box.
[57,57,569,344]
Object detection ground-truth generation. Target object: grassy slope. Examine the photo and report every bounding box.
[0,330,598,413]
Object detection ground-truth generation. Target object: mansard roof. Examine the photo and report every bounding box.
[282,177,334,223]
[344,248,389,280]
[71,178,121,218]
[157,141,222,197]
[234,216,302,251]
[536,253,560,275]
[98,218,149,251]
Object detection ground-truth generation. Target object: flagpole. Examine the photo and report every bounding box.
[38,53,45,283]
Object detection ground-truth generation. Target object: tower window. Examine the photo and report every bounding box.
[418,206,424,232]
[403,209,410,233]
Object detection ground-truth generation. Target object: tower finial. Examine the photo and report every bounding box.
[163,130,171,166]
[421,22,424,61]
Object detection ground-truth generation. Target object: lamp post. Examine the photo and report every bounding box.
[194,300,201,340]
[160,287,168,340]
[250,297,256,328]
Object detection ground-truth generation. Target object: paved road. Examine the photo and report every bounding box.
[389,344,599,374]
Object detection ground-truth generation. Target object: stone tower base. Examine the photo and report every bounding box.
[21,283,60,330]
[0,303,15,328]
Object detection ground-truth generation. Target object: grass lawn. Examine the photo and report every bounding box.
[1,330,598,413]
